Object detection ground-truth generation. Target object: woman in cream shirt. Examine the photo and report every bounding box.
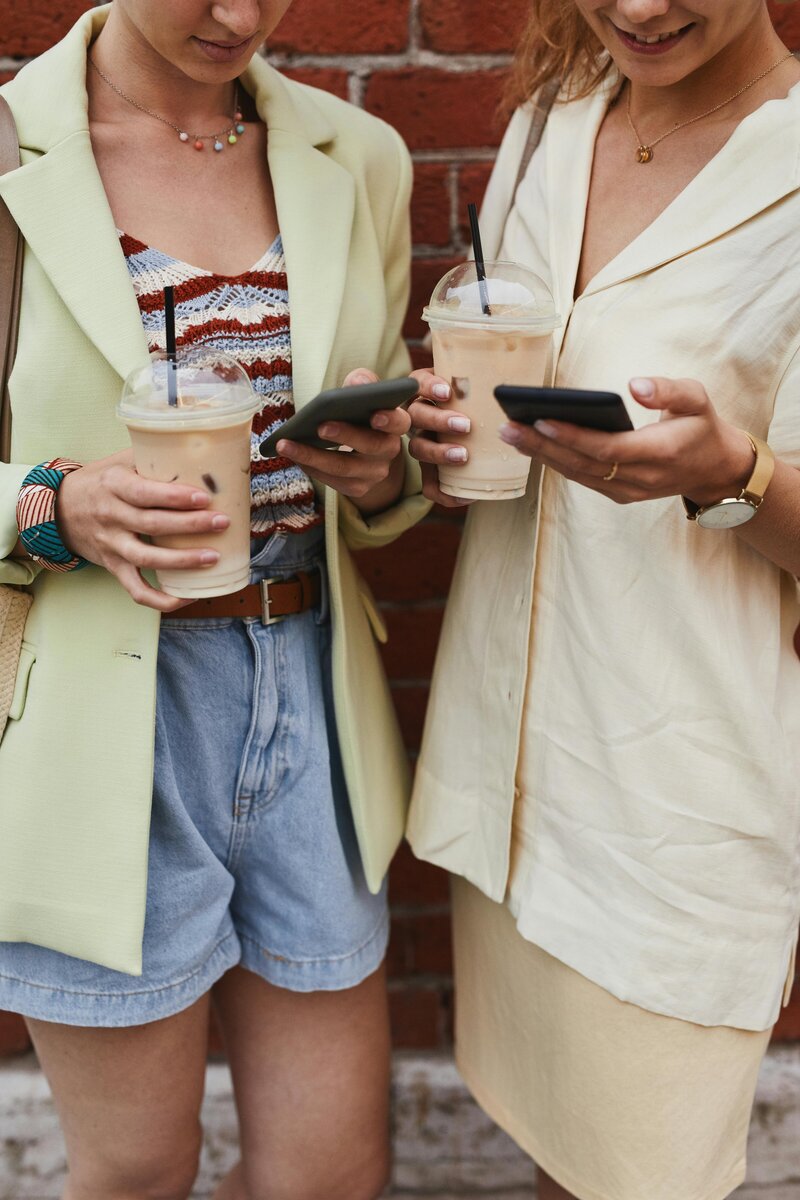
[407,1,800,1198]
[0,2,427,1197]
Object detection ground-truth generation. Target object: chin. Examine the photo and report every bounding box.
[178,55,252,84]
[609,47,708,86]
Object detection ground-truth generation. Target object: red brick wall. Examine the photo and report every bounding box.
[1,0,799,1057]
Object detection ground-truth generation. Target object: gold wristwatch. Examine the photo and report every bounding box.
[682,433,775,529]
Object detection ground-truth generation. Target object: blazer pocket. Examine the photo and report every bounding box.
[8,642,36,723]
[357,576,388,644]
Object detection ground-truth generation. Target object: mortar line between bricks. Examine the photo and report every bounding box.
[412,148,499,163]
[447,162,460,248]
[412,242,466,257]
[409,0,421,54]
[348,72,365,107]
[267,52,512,71]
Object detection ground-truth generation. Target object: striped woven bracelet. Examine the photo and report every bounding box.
[16,459,88,572]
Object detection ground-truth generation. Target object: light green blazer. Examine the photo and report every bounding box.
[0,6,428,975]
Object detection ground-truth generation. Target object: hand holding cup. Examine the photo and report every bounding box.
[57,449,227,612]
[407,370,475,508]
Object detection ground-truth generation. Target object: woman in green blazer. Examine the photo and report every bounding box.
[0,2,427,1196]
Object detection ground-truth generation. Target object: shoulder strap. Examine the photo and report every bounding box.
[506,76,560,228]
[0,95,22,465]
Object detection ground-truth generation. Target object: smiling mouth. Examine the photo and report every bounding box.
[614,23,694,45]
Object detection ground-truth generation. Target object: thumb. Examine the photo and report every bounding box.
[629,376,708,418]
[342,367,380,388]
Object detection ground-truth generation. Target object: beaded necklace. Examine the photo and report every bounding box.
[89,56,246,152]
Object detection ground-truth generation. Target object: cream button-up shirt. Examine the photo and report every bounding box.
[408,77,800,1031]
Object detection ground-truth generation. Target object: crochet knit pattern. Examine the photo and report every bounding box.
[121,232,323,539]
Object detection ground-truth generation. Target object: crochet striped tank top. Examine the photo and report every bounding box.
[121,232,323,539]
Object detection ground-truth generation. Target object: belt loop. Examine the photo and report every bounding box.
[296,570,311,611]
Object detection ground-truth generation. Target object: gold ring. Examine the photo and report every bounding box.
[602,462,619,482]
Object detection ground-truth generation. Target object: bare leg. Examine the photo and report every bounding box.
[27,996,210,1200]
[538,1167,579,1199]
[211,963,391,1200]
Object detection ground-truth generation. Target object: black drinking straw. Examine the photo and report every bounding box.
[467,202,492,317]
[163,285,178,406]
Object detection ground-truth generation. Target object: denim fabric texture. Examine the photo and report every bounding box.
[0,528,389,1025]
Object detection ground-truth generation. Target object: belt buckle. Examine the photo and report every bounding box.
[260,577,286,626]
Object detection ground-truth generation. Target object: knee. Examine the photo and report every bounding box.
[66,1129,202,1200]
[245,1149,390,1200]
[306,1151,390,1200]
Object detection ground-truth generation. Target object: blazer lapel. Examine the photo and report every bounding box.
[244,59,355,408]
[267,128,354,408]
[0,4,149,383]
[0,137,150,383]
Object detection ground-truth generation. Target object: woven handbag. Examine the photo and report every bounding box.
[0,93,32,739]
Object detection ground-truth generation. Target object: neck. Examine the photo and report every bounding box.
[89,7,236,131]
[628,13,792,129]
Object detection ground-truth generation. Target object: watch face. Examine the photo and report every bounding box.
[696,499,757,529]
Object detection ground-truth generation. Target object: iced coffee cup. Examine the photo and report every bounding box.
[422,261,559,501]
[118,348,260,599]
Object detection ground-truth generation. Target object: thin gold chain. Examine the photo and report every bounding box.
[88,56,238,143]
[626,51,794,163]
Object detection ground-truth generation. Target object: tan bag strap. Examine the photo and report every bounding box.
[507,76,560,226]
[0,95,22,466]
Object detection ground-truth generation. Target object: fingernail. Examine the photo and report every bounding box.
[200,551,220,563]
[448,416,471,433]
[445,446,468,462]
[211,514,230,529]
[630,377,654,398]
[499,423,522,444]
[534,420,557,438]
[433,383,451,400]
[372,413,389,429]
[191,492,209,506]
[319,424,336,438]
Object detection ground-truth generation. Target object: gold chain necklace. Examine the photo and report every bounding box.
[626,51,794,163]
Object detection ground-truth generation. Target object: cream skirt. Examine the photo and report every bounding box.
[452,854,772,1200]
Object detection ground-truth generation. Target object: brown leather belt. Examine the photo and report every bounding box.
[178,569,322,625]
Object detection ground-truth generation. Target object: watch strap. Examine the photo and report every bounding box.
[741,433,774,506]
[683,431,774,521]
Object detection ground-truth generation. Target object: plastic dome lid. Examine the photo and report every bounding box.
[422,260,559,333]
[118,347,259,426]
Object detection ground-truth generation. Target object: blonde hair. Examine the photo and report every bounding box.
[503,2,613,114]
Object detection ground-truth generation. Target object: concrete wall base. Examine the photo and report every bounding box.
[1,1046,798,1197]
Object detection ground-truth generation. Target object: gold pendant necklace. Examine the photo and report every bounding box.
[626,51,794,164]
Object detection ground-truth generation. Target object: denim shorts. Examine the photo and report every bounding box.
[0,528,389,1026]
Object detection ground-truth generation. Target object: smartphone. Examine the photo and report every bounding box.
[259,377,418,458]
[494,385,634,433]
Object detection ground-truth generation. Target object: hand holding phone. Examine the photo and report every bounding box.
[495,385,634,433]
[259,377,418,458]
